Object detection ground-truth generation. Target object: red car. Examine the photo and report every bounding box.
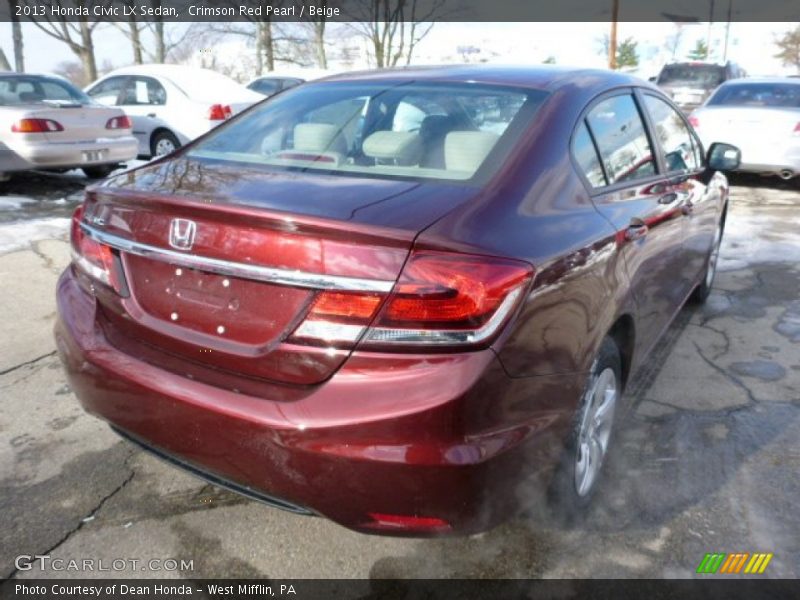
[55,66,740,536]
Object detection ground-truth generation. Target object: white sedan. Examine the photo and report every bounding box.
[690,78,800,182]
[85,64,263,158]
[0,73,138,179]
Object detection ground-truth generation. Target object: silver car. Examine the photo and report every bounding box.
[0,73,138,180]
[690,78,800,181]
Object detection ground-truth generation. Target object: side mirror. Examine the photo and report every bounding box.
[706,142,741,172]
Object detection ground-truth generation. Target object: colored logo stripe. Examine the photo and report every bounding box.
[744,553,773,574]
[698,552,773,574]
[719,553,749,573]
[697,553,726,574]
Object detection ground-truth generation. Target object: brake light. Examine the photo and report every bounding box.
[290,250,534,349]
[688,115,700,128]
[208,104,232,120]
[70,205,123,294]
[11,118,64,133]
[362,513,452,533]
[793,122,800,135]
[105,115,132,129]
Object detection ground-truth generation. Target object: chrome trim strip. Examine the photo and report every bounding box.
[80,223,396,293]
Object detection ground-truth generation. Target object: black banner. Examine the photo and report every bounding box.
[1,579,799,600]
[1,0,799,23]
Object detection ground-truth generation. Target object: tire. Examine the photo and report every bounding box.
[150,130,180,157]
[82,165,117,179]
[550,336,622,519]
[691,213,725,304]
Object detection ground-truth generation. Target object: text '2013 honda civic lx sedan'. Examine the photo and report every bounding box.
[55,66,741,536]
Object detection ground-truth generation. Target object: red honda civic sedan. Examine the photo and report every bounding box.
[55,66,740,536]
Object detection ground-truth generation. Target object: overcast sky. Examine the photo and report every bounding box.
[3,21,797,79]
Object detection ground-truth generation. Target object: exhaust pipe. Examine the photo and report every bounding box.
[778,169,794,180]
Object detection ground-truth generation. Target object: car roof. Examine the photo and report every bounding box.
[717,76,800,86]
[101,63,220,78]
[316,64,651,93]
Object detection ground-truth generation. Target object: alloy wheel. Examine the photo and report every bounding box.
[574,366,618,497]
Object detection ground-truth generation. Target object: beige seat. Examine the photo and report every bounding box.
[293,123,347,153]
[362,131,423,166]
[444,131,501,174]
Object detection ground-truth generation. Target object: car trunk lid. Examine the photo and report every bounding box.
[695,107,800,145]
[82,158,475,387]
[22,103,125,143]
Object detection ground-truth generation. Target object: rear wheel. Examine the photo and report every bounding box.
[150,130,180,157]
[82,165,117,179]
[551,336,621,517]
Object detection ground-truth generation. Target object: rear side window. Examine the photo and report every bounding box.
[572,122,606,187]
[586,94,656,186]
[643,95,700,172]
[88,77,125,105]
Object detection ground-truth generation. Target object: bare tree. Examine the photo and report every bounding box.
[111,2,191,65]
[299,1,327,68]
[23,0,111,82]
[9,0,24,71]
[346,0,446,68]
[0,47,11,71]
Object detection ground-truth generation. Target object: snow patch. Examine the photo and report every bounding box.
[0,196,37,210]
[0,217,70,254]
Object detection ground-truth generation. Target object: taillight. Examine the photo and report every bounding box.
[208,104,232,120]
[11,118,64,133]
[70,205,123,294]
[793,122,800,135]
[362,513,452,533]
[290,250,534,350]
[688,115,700,128]
[106,115,132,129]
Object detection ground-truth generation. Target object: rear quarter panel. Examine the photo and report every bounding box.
[416,82,634,379]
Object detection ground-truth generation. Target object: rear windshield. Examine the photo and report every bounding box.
[707,83,800,108]
[658,65,725,88]
[0,76,90,106]
[187,81,548,182]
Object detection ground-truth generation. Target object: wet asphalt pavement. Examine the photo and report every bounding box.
[0,170,798,579]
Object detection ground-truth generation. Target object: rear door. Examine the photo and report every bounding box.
[575,90,690,359]
[116,76,168,152]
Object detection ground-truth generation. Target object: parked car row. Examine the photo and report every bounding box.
[651,61,799,184]
[0,64,267,181]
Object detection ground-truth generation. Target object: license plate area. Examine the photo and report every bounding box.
[122,253,313,347]
[82,149,108,162]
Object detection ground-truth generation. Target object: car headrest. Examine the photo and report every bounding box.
[362,131,423,165]
[293,123,342,153]
[444,131,501,173]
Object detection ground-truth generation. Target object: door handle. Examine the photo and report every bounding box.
[658,192,678,204]
[147,113,157,118]
[625,219,649,242]
[681,201,695,215]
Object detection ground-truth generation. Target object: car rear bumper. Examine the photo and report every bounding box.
[55,267,580,536]
[2,136,138,171]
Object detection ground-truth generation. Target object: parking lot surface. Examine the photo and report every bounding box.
[1,171,798,579]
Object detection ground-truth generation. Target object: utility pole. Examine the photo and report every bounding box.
[609,0,619,69]
[722,0,732,62]
[706,0,715,60]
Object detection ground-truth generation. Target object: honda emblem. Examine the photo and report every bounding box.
[169,218,197,251]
